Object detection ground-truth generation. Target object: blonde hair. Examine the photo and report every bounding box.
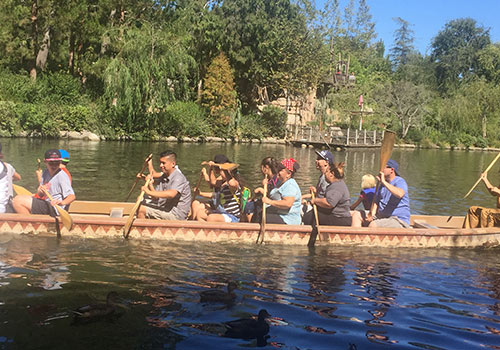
[361,174,377,189]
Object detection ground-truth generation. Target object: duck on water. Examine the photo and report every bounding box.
[199,281,238,303]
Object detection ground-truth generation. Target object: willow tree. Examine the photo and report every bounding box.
[103,21,196,134]
[201,52,237,135]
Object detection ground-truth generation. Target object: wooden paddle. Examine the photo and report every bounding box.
[256,175,268,244]
[125,153,153,201]
[123,178,152,239]
[39,187,74,231]
[369,130,396,214]
[463,152,500,198]
[307,190,321,247]
[13,184,33,196]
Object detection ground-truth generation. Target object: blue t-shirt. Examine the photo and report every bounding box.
[375,176,410,224]
[268,178,302,225]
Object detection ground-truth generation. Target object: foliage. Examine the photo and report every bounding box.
[390,17,415,68]
[201,52,237,135]
[431,18,490,92]
[238,113,264,140]
[261,105,287,138]
[159,101,210,138]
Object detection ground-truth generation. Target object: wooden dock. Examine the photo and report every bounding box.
[287,126,384,149]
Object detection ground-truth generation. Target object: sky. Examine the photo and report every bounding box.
[316,0,500,55]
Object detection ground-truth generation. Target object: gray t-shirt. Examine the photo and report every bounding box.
[0,161,15,211]
[41,168,75,209]
[316,174,328,198]
[324,179,351,218]
[144,168,192,220]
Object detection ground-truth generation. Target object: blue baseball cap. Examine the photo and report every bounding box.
[315,150,334,167]
[386,159,399,176]
[59,149,70,163]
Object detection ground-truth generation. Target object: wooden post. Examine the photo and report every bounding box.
[309,127,312,142]
[373,130,376,144]
[346,128,350,146]
[364,130,367,145]
[355,129,359,144]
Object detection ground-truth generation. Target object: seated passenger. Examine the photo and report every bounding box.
[0,143,21,213]
[258,158,302,225]
[303,162,352,227]
[463,171,500,228]
[13,149,75,216]
[191,160,242,223]
[352,159,410,228]
[137,151,191,220]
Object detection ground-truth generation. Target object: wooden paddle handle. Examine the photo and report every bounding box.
[311,190,321,236]
[125,153,153,201]
[464,152,500,198]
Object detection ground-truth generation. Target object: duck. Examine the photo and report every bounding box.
[72,291,123,323]
[223,309,271,340]
[199,281,238,303]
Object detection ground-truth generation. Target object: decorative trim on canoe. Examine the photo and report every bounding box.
[0,213,499,248]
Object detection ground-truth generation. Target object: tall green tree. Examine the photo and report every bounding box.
[390,17,415,69]
[201,52,237,135]
[431,18,490,92]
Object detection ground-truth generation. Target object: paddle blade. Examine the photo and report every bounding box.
[379,130,396,172]
[56,204,74,231]
[215,163,239,171]
[13,184,33,196]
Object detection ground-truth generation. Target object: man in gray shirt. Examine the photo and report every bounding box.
[137,151,191,220]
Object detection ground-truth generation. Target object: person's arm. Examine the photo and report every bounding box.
[143,186,179,199]
[379,171,405,198]
[147,159,162,178]
[13,171,21,181]
[262,195,295,210]
[350,196,363,210]
[312,197,333,209]
[57,193,75,207]
[481,172,500,196]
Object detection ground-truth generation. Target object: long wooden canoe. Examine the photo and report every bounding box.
[0,200,499,248]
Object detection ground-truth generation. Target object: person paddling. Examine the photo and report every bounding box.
[13,149,75,216]
[191,155,242,223]
[258,158,302,225]
[463,171,500,228]
[136,151,192,220]
[0,143,21,213]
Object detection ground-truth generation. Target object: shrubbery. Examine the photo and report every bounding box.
[159,101,210,138]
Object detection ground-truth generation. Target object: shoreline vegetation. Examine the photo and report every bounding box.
[0,2,499,150]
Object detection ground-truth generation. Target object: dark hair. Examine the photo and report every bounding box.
[330,162,345,179]
[160,150,176,161]
[261,157,279,175]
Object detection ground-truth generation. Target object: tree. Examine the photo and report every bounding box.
[201,52,237,135]
[390,17,415,69]
[374,81,430,139]
[477,43,500,85]
[431,18,490,92]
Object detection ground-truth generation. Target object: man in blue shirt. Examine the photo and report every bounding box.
[366,159,410,228]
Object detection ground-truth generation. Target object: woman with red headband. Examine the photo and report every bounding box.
[256,158,302,225]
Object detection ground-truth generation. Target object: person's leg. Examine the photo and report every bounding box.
[12,195,33,214]
[137,205,147,218]
[302,209,314,225]
[195,203,211,221]
[351,210,363,227]
[206,213,227,222]
[266,213,286,224]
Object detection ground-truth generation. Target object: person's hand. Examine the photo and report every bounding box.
[365,213,374,223]
[309,186,316,194]
[480,172,488,180]
[201,167,208,177]
[301,199,309,206]
[261,196,271,205]
[310,198,316,205]
[254,187,264,195]
[145,174,153,182]
[377,171,385,185]
[50,199,62,206]
[136,172,146,179]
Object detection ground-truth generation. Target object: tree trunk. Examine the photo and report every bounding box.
[68,30,75,74]
[30,0,39,80]
[482,114,487,138]
[36,27,50,71]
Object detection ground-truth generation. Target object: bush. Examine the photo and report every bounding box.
[40,72,83,104]
[261,106,287,138]
[59,104,98,131]
[238,113,264,139]
[159,101,210,137]
[0,101,21,135]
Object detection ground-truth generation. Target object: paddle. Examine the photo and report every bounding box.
[368,130,396,214]
[13,184,33,196]
[39,187,74,231]
[256,175,268,244]
[123,178,152,239]
[463,152,500,199]
[125,153,153,201]
[307,189,321,247]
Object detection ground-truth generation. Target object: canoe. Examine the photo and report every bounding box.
[0,200,499,248]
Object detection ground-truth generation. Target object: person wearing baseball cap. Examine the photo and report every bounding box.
[0,143,21,213]
[12,149,75,216]
[301,149,334,216]
[353,158,410,228]
[261,158,302,225]
[58,149,72,184]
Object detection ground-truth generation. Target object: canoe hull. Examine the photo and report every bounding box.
[1,213,500,248]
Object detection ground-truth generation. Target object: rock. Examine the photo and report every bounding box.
[251,139,261,143]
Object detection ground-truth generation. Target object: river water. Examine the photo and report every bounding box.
[0,138,500,349]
